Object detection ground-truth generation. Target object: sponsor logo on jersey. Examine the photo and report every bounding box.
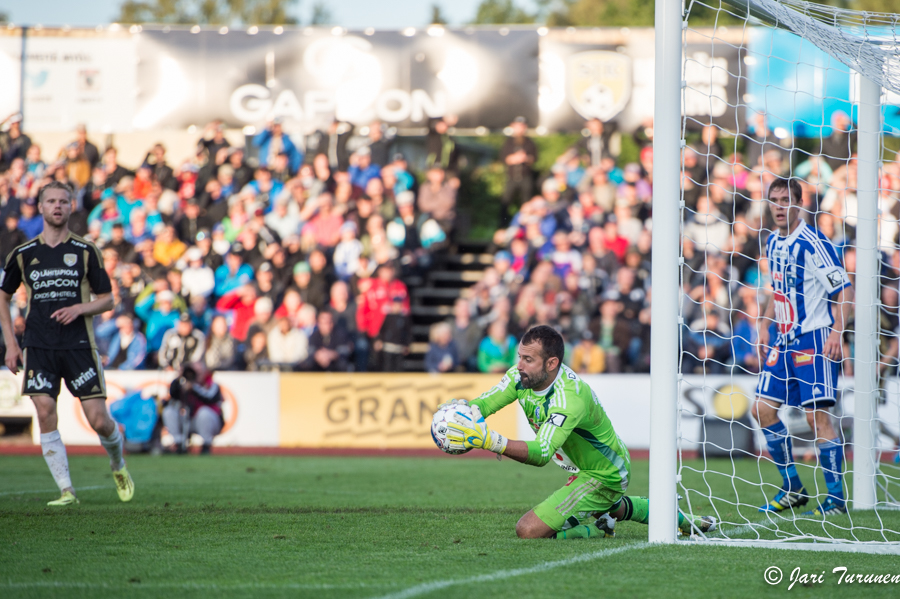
[33,279,79,290]
[772,249,789,260]
[773,291,796,334]
[791,349,815,366]
[27,372,53,391]
[812,386,823,396]
[70,240,88,249]
[63,253,77,267]
[548,413,568,427]
[812,254,825,268]
[29,257,40,265]
[17,242,37,253]
[71,367,96,389]
[33,290,79,301]
[766,347,779,367]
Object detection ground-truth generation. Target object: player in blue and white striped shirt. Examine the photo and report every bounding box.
[754,177,853,517]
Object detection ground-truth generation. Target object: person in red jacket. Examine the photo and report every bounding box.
[215,284,259,342]
[356,263,409,369]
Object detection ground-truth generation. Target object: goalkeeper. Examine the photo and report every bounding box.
[443,325,715,539]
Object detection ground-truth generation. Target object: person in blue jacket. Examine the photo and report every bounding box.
[106,316,148,370]
[253,119,303,174]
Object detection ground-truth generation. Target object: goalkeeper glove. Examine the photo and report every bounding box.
[445,405,508,455]
[437,398,469,411]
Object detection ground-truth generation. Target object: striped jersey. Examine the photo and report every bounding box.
[470,364,631,491]
[765,219,850,346]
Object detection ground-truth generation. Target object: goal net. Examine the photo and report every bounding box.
[669,0,900,550]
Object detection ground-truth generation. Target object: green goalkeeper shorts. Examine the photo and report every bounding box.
[533,474,624,531]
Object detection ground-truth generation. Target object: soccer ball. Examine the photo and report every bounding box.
[431,404,472,455]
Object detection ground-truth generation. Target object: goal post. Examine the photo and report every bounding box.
[650,0,900,550]
[648,0,684,545]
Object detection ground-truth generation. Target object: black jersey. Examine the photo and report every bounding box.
[1,233,112,350]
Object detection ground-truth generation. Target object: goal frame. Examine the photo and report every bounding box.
[649,0,885,547]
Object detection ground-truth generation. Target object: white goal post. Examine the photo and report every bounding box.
[650,0,900,549]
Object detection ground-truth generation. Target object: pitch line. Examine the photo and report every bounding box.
[0,485,108,497]
[1,581,394,591]
[371,542,651,599]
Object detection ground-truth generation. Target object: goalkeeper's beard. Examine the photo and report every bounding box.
[520,366,550,390]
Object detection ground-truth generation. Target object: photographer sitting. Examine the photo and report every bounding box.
[162,362,224,454]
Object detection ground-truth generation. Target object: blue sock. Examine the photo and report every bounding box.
[762,421,803,492]
[818,437,845,505]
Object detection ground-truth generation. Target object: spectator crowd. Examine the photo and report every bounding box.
[2,109,898,378]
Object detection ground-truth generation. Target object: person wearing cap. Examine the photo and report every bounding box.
[158,313,206,371]
[214,243,254,297]
[348,145,381,191]
[105,316,148,370]
[499,116,538,228]
[134,288,183,359]
[386,191,422,254]
[182,247,216,299]
[0,112,32,169]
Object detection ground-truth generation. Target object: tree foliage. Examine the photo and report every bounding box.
[430,4,449,25]
[471,0,535,25]
[309,2,332,25]
[117,0,299,25]
[470,0,899,28]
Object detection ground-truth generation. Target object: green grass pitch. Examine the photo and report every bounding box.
[2,454,900,598]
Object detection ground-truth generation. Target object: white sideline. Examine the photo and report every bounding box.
[1,581,391,590]
[370,542,652,599]
[0,485,108,497]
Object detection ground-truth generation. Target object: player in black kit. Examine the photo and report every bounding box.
[0,181,134,505]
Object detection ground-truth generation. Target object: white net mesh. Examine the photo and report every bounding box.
[677,0,900,547]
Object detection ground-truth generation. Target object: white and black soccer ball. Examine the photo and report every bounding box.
[431,404,472,455]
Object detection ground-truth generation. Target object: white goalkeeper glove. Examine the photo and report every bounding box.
[445,405,508,455]
[437,398,469,411]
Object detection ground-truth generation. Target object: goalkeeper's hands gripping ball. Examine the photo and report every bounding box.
[445,405,508,455]
[437,398,469,411]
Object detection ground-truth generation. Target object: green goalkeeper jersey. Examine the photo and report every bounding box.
[470,364,631,491]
